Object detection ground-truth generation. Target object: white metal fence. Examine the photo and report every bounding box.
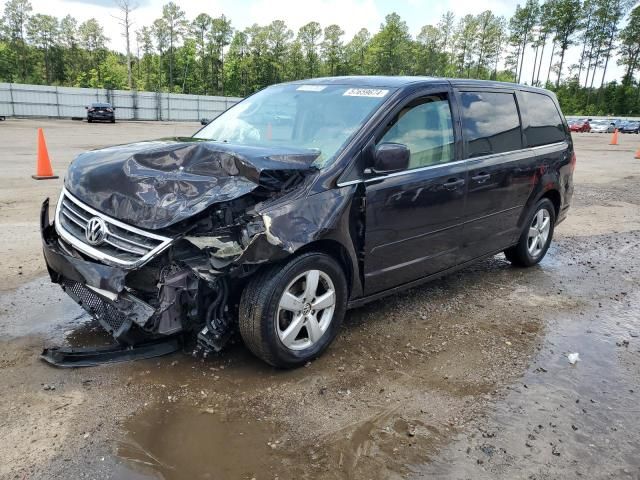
[0,83,242,121]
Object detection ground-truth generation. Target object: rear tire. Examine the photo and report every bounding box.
[505,198,556,267]
[239,252,347,368]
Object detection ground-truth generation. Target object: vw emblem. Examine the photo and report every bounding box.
[85,217,107,246]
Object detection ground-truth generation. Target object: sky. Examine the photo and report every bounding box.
[27,0,631,85]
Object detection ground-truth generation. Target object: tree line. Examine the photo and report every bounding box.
[1,0,639,116]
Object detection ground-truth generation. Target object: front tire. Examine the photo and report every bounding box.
[505,198,556,267]
[239,252,347,368]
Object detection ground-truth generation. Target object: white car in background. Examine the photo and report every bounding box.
[590,120,616,133]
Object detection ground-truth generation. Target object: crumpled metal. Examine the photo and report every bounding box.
[65,138,319,230]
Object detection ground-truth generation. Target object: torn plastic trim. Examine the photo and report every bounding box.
[262,214,286,249]
[43,221,128,294]
[41,337,182,368]
[60,277,155,341]
[185,235,244,258]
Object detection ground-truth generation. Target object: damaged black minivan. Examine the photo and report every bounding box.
[41,77,574,367]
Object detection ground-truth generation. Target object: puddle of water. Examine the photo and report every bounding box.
[417,287,640,478]
[114,405,287,479]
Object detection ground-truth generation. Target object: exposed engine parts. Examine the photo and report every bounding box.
[193,279,233,357]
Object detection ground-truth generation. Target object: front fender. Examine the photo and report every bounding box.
[240,186,363,298]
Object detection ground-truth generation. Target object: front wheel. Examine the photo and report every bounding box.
[239,252,347,368]
[505,198,556,267]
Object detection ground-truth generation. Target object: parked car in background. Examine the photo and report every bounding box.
[41,77,574,368]
[589,120,616,133]
[619,121,640,134]
[569,119,591,132]
[86,103,116,123]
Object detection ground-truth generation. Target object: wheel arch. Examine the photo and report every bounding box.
[516,182,562,238]
[294,239,356,297]
[540,188,561,217]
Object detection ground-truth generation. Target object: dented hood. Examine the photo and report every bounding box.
[64,138,319,230]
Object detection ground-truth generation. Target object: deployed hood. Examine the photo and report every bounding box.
[65,138,319,230]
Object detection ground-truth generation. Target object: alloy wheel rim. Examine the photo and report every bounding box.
[527,208,551,258]
[276,270,336,351]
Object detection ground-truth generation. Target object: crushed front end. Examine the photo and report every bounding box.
[40,139,320,358]
[41,191,218,347]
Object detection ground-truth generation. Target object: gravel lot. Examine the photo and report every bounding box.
[1,119,639,479]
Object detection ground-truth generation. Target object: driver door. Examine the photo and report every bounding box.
[363,91,468,295]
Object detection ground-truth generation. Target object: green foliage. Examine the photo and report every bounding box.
[618,5,640,85]
[0,1,639,116]
[366,13,412,75]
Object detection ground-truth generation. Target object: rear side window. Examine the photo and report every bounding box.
[521,92,566,147]
[460,91,522,158]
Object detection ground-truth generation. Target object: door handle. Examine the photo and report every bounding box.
[471,172,491,183]
[442,178,465,190]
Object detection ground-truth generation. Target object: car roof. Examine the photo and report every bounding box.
[91,102,112,107]
[281,76,553,94]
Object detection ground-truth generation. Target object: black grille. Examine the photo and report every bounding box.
[61,278,128,334]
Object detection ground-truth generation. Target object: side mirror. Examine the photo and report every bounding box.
[84,106,88,110]
[200,118,209,125]
[112,107,116,110]
[372,143,410,174]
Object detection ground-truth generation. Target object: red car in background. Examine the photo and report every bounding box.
[569,119,591,132]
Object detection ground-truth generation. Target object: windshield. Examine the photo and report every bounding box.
[194,84,394,168]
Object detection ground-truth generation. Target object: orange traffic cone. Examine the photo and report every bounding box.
[32,128,58,180]
[635,148,640,159]
[609,128,619,146]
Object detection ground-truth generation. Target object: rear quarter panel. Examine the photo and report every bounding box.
[516,90,573,229]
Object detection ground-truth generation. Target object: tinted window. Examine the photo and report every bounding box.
[379,94,454,169]
[521,92,566,147]
[460,92,522,157]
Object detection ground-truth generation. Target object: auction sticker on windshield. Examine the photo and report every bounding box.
[343,88,389,97]
[296,85,327,92]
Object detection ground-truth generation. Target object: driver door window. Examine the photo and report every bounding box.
[378,94,455,169]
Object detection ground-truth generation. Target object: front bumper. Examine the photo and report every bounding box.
[88,113,114,121]
[41,199,184,343]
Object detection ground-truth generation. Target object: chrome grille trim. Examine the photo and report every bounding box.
[55,188,173,268]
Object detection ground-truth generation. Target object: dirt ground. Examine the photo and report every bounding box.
[1,119,639,480]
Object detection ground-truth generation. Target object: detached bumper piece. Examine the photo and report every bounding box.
[41,337,182,368]
[60,277,155,341]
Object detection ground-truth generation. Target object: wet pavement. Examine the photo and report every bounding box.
[1,132,640,479]
[418,233,640,479]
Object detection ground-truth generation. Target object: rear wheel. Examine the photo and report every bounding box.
[505,198,555,267]
[239,252,347,368]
